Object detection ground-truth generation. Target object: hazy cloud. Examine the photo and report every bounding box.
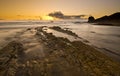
[0,19,5,20]
[48,11,86,19]
[48,11,64,19]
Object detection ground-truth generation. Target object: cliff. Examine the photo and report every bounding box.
[88,12,120,25]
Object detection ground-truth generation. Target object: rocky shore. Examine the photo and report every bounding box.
[0,26,120,76]
[88,12,120,26]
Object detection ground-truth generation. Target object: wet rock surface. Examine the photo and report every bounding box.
[50,26,79,37]
[0,27,120,76]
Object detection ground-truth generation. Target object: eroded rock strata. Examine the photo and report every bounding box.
[0,27,120,76]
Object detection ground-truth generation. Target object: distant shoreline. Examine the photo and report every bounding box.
[92,23,120,26]
[88,12,120,26]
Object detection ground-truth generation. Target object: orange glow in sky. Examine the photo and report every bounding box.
[42,16,54,20]
[0,0,120,20]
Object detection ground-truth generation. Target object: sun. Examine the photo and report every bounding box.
[42,16,54,20]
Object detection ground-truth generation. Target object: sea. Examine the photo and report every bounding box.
[0,19,120,61]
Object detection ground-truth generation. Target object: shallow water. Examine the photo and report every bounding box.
[61,23,120,54]
[44,28,80,41]
[59,23,120,61]
[0,28,25,49]
[0,20,120,60]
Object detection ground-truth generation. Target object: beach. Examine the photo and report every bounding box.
[0,21,120,76]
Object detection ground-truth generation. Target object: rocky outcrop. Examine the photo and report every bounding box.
[95,12,120,22]
[88,16,95,23]
[0,27,120,76]
[88,12,120,25]
[50,26,79,37]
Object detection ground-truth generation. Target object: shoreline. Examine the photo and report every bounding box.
[0,26,120,76]
[87,22,120,26]
[93,23,120,26]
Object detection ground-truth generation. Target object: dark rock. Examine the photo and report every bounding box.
[88,16,95,23]
[94,12,120,23]
[95,12,120,22]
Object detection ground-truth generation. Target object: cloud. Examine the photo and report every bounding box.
[48,11,64,19]
[48,11,86,19]
[17,15,24,17]
[0,19,5,20]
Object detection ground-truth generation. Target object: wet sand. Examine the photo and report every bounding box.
[0,26,120,76]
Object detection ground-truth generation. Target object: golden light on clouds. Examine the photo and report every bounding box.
[0,0,120,20]
[42,16,54,20]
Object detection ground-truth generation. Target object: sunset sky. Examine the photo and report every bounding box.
[0,0,120,20]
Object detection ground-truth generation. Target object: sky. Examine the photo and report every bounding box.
[0,0,120,20]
